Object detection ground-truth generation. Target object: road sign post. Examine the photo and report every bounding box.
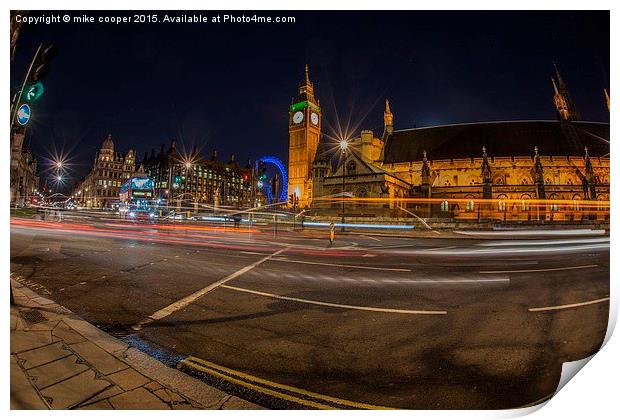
[16,104,31,126]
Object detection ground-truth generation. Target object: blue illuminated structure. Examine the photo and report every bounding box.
[256,156,287,204]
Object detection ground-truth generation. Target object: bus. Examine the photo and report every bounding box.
[119,177,156,220]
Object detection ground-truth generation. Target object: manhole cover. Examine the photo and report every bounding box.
[22,309,46,324]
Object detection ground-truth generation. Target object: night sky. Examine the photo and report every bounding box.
[11,11,610,186]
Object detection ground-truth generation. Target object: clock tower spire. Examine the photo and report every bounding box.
[288,65,322,208]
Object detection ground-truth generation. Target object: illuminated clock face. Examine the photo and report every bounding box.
[292,111,304,124]
[311,112,319,126]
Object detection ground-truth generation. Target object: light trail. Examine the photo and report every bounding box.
[479,237,609,246]
[480,264,598,274]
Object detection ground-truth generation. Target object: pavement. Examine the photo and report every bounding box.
[9,216,610,409]
[10,278,262,410]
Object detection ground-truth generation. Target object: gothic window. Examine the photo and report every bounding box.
[520,194,531,211]
[466,200,475,212]
[521,178,528,185]
[346,160,357,174]
[572,194,581,211]
[497,195,507,212]
[495,177,504,185]
[440,201,449,212]
[549,194,559,211]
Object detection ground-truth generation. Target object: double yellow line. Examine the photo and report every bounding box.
[178,356,395,410]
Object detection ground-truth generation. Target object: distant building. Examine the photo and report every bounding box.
[72,135,138,208]
[10,129,40,206]
[304,65,610,221]
[141,140,253,208]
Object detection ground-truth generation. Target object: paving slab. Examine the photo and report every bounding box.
[78,399,114,410]
[109,387,170,410]
[10,356,48,410]
[222,395,265,410]
[17,341,72,369]
[11,330,55,353]
[63,317,129,356]
[52,321,87,344]
[69,341,128,375]
[79,385,125,406]
[144,381,163,391]
[173,402,199,409]
[153,388,186,404]
[40,369,113,409]
[107,368,150,391]
[26,355,89,390]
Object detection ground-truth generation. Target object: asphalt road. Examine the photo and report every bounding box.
[10,217,610,409]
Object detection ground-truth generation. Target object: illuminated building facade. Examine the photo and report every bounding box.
[141,140,253,208]
[72,134,137,208]
[10,129,40,206]
[310,66,610,221]
[288,65,322,208]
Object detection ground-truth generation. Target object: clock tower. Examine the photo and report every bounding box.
[288,65,322,208]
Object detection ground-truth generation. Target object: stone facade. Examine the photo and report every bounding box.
[141,140,253,208]
[72,135,137,209]
[10,129,40,207]
[309,70,610,222]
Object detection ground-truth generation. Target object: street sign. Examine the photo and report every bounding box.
[23,82,44,102]
[16,104,31,126]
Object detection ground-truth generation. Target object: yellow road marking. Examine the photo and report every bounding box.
[529,297,609,312]
[221,284,447,315]
[179,356,394,409]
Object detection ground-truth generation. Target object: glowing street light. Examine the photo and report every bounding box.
[339,139,349,151]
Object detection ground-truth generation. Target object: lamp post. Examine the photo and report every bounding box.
[339,139,349,232]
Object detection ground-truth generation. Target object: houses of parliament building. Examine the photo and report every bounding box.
[288,65,610,221]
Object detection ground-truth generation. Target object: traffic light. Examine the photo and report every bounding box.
[32,44,58,83]
[22,44,57,103]
[257,161,267,182]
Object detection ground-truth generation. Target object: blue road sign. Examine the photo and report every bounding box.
[16,104,31,126]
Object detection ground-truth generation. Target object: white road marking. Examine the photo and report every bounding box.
[240,251,267,255]
[220,285,447,315]
[360,235,381,242]
[529,297,609,312]
[269,258,411,272]
[397,277,509,284]
[480,264,599,274]
[132,248,288,330]
[423,245,457,251]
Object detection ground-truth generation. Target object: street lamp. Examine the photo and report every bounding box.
[340,139,349,232]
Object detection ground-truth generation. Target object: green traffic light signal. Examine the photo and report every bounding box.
[23,82,44,103]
